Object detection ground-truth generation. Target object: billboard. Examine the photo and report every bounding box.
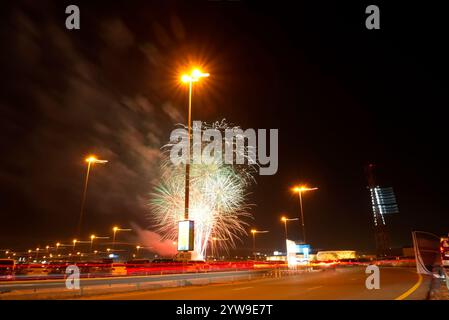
[296,244,311,255]
[177,220,194,251]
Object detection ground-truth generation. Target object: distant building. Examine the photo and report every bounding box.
[402,247,415,258]
[316,250,357,261]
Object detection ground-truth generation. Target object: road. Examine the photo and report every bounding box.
[84,267,431,300]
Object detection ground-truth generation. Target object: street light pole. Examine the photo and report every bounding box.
[90,235,95,253]
[181,69,209,222]
[112,227,118,250]
[78,160,92,236]
[77,156,107,237]
[112,226,132,251]
[292,186,318,244]
[250,229,269,260]
[298,191,306,243]
[184,79,192,221]
[281,216,299,253]
[282,219,288,240]
[251,230,256,260]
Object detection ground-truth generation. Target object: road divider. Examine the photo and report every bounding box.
[0,269,277,299]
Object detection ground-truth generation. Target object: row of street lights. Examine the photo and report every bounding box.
[11,225,138,261]
[73,226,131,253]
[59,71,198,259]
[250,185,318,259]
[75,157,134,257]
[178,68,319,262]
[72,68,315,262]
[69,68,197,257]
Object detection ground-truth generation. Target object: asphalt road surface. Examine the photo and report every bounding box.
[84,267,431,300]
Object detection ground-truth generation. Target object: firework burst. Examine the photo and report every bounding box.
[148,121,256,259]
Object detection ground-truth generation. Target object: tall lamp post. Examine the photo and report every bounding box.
[180,69,209,220]
[281,216,299,256]
[292,185,318,244]
[250,229,269,260]
[179,68,209,260]
[77,155,108,236]
[72,239,77,253]
[90,235,96,253]
[280,216,299,241]
[112,226,132,250]
[90,235,108,253]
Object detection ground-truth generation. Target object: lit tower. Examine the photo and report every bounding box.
[365,164,399,257]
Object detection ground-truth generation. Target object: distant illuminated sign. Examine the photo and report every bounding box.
[296,244,311,254]
[303,247,310,260]
[370,186,399,226]
[178,220,194,251]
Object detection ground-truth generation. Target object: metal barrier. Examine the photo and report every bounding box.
[1,263,390,299]
[0,268,277,299]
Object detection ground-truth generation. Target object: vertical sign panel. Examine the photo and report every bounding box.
[178,220,194,251]
[286,239,298,268]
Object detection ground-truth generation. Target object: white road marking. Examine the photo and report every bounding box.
[306,285,324,291]
[232,286,253,291]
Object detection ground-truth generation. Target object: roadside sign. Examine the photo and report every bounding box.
[178,220,194,251]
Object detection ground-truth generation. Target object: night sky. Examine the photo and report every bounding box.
[0,1,447,255]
